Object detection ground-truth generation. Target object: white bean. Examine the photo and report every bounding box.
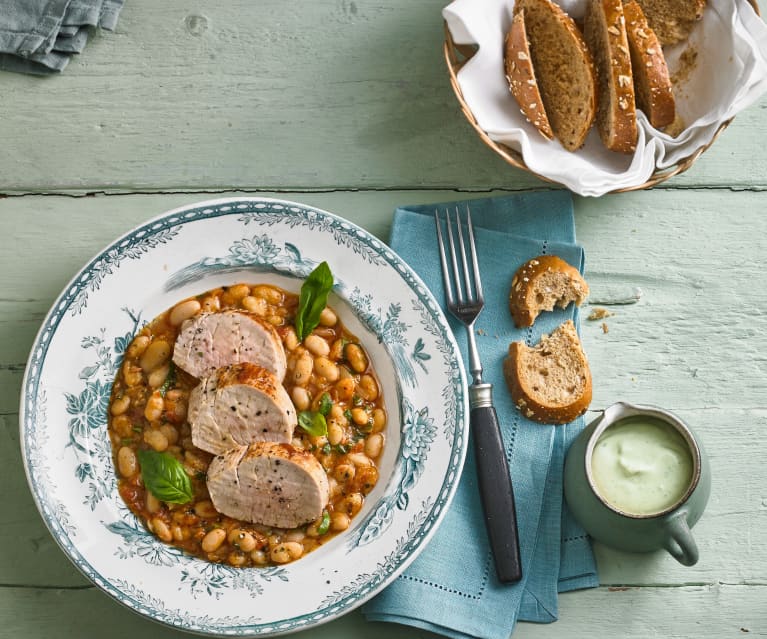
[291,387,311,411]
[241,295,267,315]
[319,307,337,326]
[201,528,226,552]
[140,339,171,373]
[117,446,138,477]
[304,334,330,357]
[314,357,339,382]
[169,299,201,326]
[291,353,314,386]
[144,393,165,422]
[147,362,170,388]
[110,395,130,416]
[365,433,384,459]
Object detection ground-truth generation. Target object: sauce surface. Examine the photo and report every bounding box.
[590,417,693,516]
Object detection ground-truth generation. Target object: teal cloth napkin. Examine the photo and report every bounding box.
[0,0,124,74]
[362,192,598,639]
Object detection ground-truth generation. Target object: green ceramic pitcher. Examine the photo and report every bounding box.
[564,401,711,566]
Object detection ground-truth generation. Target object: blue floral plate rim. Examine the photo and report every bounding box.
[20,197,469,636]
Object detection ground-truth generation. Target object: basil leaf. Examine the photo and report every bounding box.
[137,449,193,505]
[295,261,334,341]
[316,510,330,535]
[298,410,328,437]
[318,392,332,416]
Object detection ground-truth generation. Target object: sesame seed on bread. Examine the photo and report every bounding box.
[512,0,598,152]
[624,0,676,129]
[584,0,639,154]
[508,255,590,328]
[504,10,554,141]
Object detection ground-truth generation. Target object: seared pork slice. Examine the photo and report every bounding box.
[189,362,297,455]
[173,310,287,381]
[207,442,330,528]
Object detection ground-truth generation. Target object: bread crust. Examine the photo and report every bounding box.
[503,320,592,425]
[514,0,597,151]
[508,254,590,328]
[504,10,554,141]
[624,1,675,129]
[585,0,638,154]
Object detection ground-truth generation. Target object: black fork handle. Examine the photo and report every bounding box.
[471,402,523,583]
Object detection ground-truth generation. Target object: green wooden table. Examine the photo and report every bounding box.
[1,1,765,637]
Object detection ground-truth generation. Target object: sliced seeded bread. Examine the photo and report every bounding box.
[503,320,592,425]
[632,0,706,46]
[513,0,597,152]
[509,255,590,328]
[624,1,676,129]
[584,0,638,154]
[504,10,554,141]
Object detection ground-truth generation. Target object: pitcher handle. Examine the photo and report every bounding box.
[663,511,699,566]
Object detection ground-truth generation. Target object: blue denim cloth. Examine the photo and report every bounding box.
[362,192,598,639]
[0,0,123,74]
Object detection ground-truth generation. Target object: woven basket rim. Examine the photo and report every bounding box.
[444,0,761,194]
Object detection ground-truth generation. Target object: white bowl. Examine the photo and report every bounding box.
[20,197,469,636]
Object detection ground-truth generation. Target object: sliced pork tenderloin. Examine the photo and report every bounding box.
[207,442,330,528]
[172,310,287,381]
[188,362,297,455]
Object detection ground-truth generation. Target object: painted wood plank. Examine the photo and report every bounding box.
[3,405,765,588]
[2,191,766,592]
[0,1,765,192]
[3,189,767,412]
[0,584,762,638]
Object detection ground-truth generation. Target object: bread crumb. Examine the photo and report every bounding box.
[601,322,609,334]
[671,46,698,87]
[587,307,614,321]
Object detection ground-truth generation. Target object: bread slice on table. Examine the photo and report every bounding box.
[513,0,597,152]
[624,1,676,129]
[504,10,554,141]
[503,320,592,425]
[632,0,706,46]
[509,255,590,328]
[584,0,638,154]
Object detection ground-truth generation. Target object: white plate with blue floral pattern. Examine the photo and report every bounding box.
[20,197,468,636]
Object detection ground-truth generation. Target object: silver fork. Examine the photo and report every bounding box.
[435,206,522,584]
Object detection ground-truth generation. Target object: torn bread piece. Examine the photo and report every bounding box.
[509,255,589,328]
[503,320,592,425]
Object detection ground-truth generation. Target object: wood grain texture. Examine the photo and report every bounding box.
[2,0,767,636]
[0,0,764,192]
[1,190,766,638]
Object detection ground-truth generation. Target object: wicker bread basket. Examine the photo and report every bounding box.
[444,0,761,193]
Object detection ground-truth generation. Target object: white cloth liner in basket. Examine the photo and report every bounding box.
[443,0,767,196]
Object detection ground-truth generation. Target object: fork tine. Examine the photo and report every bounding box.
[454,206,475,302]
[445,209,465,302]
[434,210,456,307]
[465,206,483,302]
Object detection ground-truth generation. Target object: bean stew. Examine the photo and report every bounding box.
[108,281,385,567]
